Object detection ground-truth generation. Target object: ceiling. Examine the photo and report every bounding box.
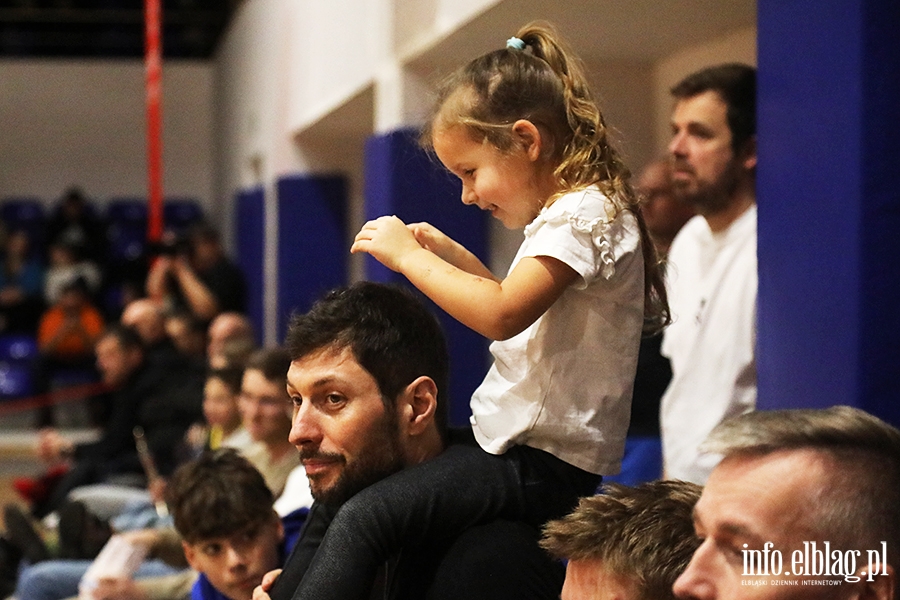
[0,0,239,59]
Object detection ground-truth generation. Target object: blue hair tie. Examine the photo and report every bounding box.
[506,37,526,51]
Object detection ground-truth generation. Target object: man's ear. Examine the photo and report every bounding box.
[397,376,437,436]
[511,119,543,161]
[738,135,757,171]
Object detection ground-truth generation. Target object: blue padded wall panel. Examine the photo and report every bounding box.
[235,187,265,343]
[364,128,489,427]
[277,175,348,340]
[757,0,900,423]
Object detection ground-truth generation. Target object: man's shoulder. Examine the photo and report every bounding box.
[392,519,563,600]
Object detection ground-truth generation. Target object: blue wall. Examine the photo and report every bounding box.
[234,187,265,343]
[364,129,490,427]
[277,175,348,340]
[757,0,900,422]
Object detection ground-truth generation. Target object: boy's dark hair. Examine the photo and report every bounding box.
[285,282,449,438]
[244,347,291,387]
[671,63,756,153]
[167,448,275,543]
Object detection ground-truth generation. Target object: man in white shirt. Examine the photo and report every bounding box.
[660,63,758,484]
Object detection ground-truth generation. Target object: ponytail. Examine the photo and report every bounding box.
[425,21,670,331]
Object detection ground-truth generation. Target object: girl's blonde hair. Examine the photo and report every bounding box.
[422,21,669,331]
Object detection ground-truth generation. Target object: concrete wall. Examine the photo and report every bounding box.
[0,60,214,215]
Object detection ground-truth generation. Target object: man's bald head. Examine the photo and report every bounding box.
[207,312,255,366]
[121,298,167,346]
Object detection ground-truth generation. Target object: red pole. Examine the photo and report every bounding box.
[145,0,164,243]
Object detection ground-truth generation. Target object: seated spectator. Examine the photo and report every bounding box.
[120,298,206,380]
[200,365,252,453]
[238,349,298,498]
[33,276,105,426]
[44,240,103,307]
[164,310,207,361]
[636,158,696,259]
[540,480,701,600]
[37,277,105,366]
[146,224,246,324]
[31,325,203,518]
[673,406,899,600]
[0,228,45,334]
[13,449,306,600]
[206,312,255,367]
[46,187,107,267]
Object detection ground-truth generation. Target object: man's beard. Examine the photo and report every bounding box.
[303,408,404,507]
[673,159,742,216]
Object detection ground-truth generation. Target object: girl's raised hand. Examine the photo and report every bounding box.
[351,215,423,272]
[407,222,453,259]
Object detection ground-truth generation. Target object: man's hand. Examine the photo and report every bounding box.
[252,569,282,600]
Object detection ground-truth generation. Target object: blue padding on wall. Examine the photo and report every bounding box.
[364,128,489,427]
[235,187,265,343]
[757,0,900,422]
[277,175,348,339]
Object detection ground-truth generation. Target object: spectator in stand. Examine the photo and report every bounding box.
[540,480,701,600]
[0,228,45,334]
[238,348,298,498]
[207,311,256,368]
[33,277,104,427]
[165,310,208,361]
[637,159,697,258]
[37,277,105,366]
[32,324,204,518]
[660,64,758,484]
[203,365,252,452]
[44,240,103,307]
[146,224,247,324]
[46,187,108,267]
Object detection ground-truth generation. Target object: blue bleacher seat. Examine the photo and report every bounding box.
[106,198,149,262]
[1,197,47,252]
[0,334,38,400]
[106,198,148,224]
[0,334,39,362]
[0,362,34,399]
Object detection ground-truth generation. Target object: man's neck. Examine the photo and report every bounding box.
[703,184,755,233]
[402,428,445,467]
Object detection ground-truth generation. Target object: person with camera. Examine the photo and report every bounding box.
[146,224,246,324]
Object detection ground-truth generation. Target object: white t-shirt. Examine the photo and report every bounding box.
[470,186,644,475]
[660,205,757,484]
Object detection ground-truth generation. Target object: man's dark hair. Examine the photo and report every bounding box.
[102,323,144,353]
[671,63,756,153]
[207,365,245,395]
[285,282,450,438]
[167,448,276,543]
[245,347,291,387]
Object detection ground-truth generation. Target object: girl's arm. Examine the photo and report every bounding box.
[407,222,497,281]
[352,216,577,340]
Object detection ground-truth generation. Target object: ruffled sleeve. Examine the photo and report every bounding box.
[519,189,639,288]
